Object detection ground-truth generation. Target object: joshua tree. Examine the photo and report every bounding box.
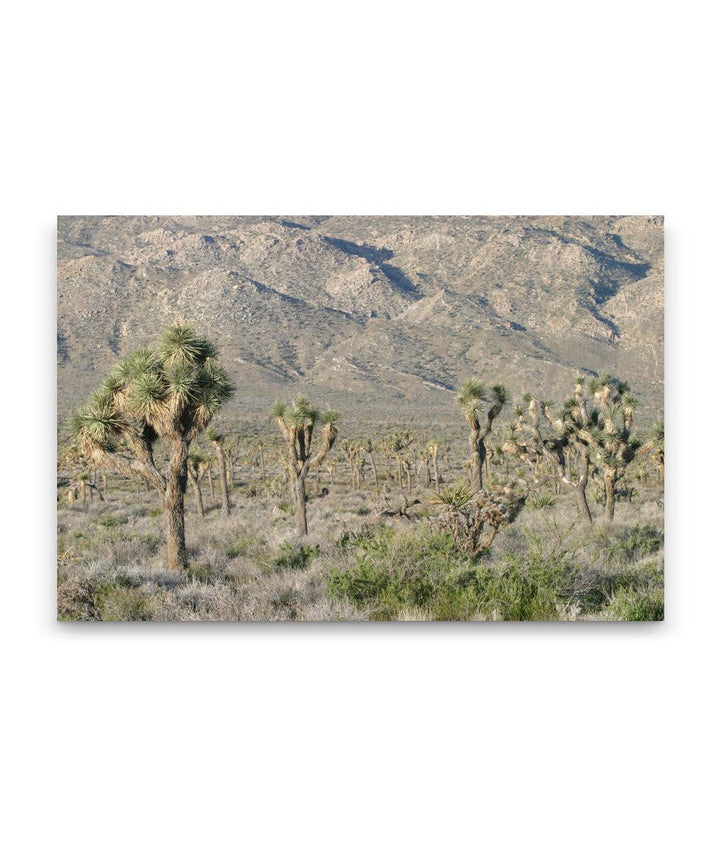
[509,385,594,524]
[456,380,509,491]
[187,452,211,517]
[272,397,339,536]
[583,375,640,522]
[341,440,364,489]
[427,441,440,490]
[71,325,234,569]
[206,426,231,516]
[365,439,380,489]
[639,419,664,483]
[419,450,431,487]
[384,431,414,489]
[432,481,525,556]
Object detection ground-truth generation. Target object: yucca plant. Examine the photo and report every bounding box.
[272,397,339,536]
[206,426,231,516]
[584,375,641,521]
[382,431,415,489]
[341,440,365,490]
[456,379,509,491]
[510,382,593,524]
[431,480,525,555]
[365,439,380,489]
[639,419,664,483]
[187,452,211,517]
[71,325,234,569]
[427,440,441,490]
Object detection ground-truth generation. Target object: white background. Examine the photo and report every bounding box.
[1,1,718,853]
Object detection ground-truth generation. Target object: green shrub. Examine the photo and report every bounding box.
[187,563,215,583]
[328,526,573,621]
[226,534,262,559]
[527,492,555,509]
[147,507,163,518]
[274,541,319,570]
[604,585,664,621]
[97,587,153,621]
[604,525,663,567]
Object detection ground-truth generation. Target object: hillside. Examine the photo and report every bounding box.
[57,215,664,428]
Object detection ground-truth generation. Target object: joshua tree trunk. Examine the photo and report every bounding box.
[575,449,593,525]
[207,468,215,499]
[604,468,617,522]
[190,476,204,517]
[368,452,379,489]
[431,453,440,491]
[165,438,189,570]
[212,440,230,516]
[470,428,484,492]
[294,475,308,537]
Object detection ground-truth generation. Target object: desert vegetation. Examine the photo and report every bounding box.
[59,325,664,621]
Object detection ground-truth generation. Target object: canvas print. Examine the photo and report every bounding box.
[57,216,664,621]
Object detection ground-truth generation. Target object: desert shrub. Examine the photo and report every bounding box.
[336,524,382,551]
[604,585,664,621]
[147,507,163,518]
[274,541,320,570]
[225,534,264,560]
[58,572,151,621]
[574,555,663,617]
[604,525,663,566]
[98,514,124,528]
[328,525,571,620]
[481,551,572,620]
[187,563,215,583]
[96,587,153,621]
[136,533,163,556]
[527,492,555,509]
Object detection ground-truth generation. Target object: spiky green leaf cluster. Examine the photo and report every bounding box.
[456,378,486,413]
[71,324,234,451]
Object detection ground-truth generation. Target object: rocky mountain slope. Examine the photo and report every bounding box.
[57,215,664,428]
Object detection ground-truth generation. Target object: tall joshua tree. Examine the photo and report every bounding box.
[639,419,664,484]
[206,426,231,516]
[584,374,640,522]
[456,380,509,491]
[187,452,211,517]
[71,325,234,569]
[510,387,593,524]
[427,441,440,491]
[272,397,339,537]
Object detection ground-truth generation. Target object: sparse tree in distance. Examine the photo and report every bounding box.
[639,419,664,484]
[272,397,339,537]
[187,452,211,517]
[71,325,234,569]
[365,439,380,489]
[207,426,231,516]
[584,375,640,522]
[456,380,509,491]
[427,441,440,490]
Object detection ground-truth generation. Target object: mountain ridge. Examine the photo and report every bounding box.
[57,215,664,428]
